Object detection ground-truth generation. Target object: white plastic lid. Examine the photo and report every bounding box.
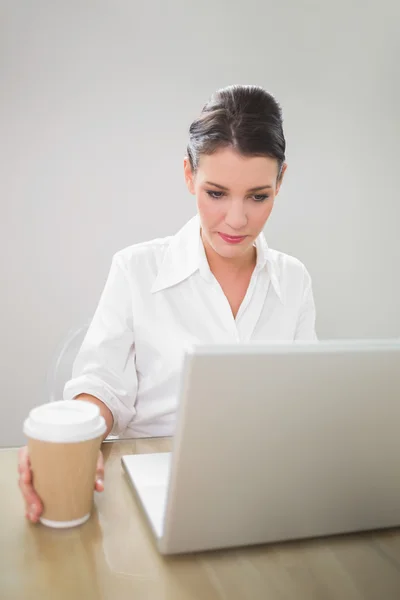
[23,400,107,443]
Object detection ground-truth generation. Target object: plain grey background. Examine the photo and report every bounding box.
[1,1,399,446]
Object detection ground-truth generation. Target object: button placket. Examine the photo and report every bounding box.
[236,270,271,342]
[210,276,240,341]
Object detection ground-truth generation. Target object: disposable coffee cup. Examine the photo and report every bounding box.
[23,400,106,528]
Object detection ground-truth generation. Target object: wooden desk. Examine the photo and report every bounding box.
[2,439,400,600]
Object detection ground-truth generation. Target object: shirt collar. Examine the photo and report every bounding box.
[151,216,201,293]
[254,232,284,303]
[151,215,284,303]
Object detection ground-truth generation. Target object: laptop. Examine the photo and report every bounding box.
[122,340,400,555]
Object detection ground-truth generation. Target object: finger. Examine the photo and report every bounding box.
[21,466,33,484]
[94,479,104,492]
[19,478,43,522]
[94,451,104,492]
[27,509,41,524]
[17,447,42,522]
[18,446,31,474]
[18,477,40,511]
[97,450,104,472]
[18,448,33,487]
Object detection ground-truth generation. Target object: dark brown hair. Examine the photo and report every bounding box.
[187,85,286,178]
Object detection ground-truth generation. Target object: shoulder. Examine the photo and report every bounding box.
[268,248,308,274]
[267,248,312,292]
[111,234,173,273]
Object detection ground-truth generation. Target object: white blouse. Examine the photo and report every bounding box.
[64,215,317,438]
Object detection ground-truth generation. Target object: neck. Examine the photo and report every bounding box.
[201,231,256,277]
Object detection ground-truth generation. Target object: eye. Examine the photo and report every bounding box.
[206,190,225,199]
[252,194,269,202]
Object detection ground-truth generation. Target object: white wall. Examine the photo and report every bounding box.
[1,0,399,446]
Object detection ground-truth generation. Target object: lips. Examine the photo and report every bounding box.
[218,232,247,244]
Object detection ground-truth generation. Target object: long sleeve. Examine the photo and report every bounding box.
[294,267,318,341]
[64,253,138,436]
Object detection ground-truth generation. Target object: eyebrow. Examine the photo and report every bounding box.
[205,181,273,192]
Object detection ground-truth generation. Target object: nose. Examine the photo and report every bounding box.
[224,200,247,231]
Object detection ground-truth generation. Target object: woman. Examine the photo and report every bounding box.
[19,85,317,522]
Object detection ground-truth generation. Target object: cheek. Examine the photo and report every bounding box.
[251,200,274,228]
[196,194,224,226]
[264,201,274,219]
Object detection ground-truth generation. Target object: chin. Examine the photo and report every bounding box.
[212,237,253,258]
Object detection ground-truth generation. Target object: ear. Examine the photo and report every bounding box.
[183,156,196,195]
[275,163,287,196]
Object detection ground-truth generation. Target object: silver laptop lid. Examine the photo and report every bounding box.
[159,340,400,553]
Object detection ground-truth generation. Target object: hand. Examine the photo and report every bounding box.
[18,446,105,523]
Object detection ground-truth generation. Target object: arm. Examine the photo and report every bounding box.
[294,266,318,341]
[74,393,114,439]
[64,253,138,436]
[19,254,136,523]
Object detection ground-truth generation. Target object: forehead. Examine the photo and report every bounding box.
[196,147,279,187]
